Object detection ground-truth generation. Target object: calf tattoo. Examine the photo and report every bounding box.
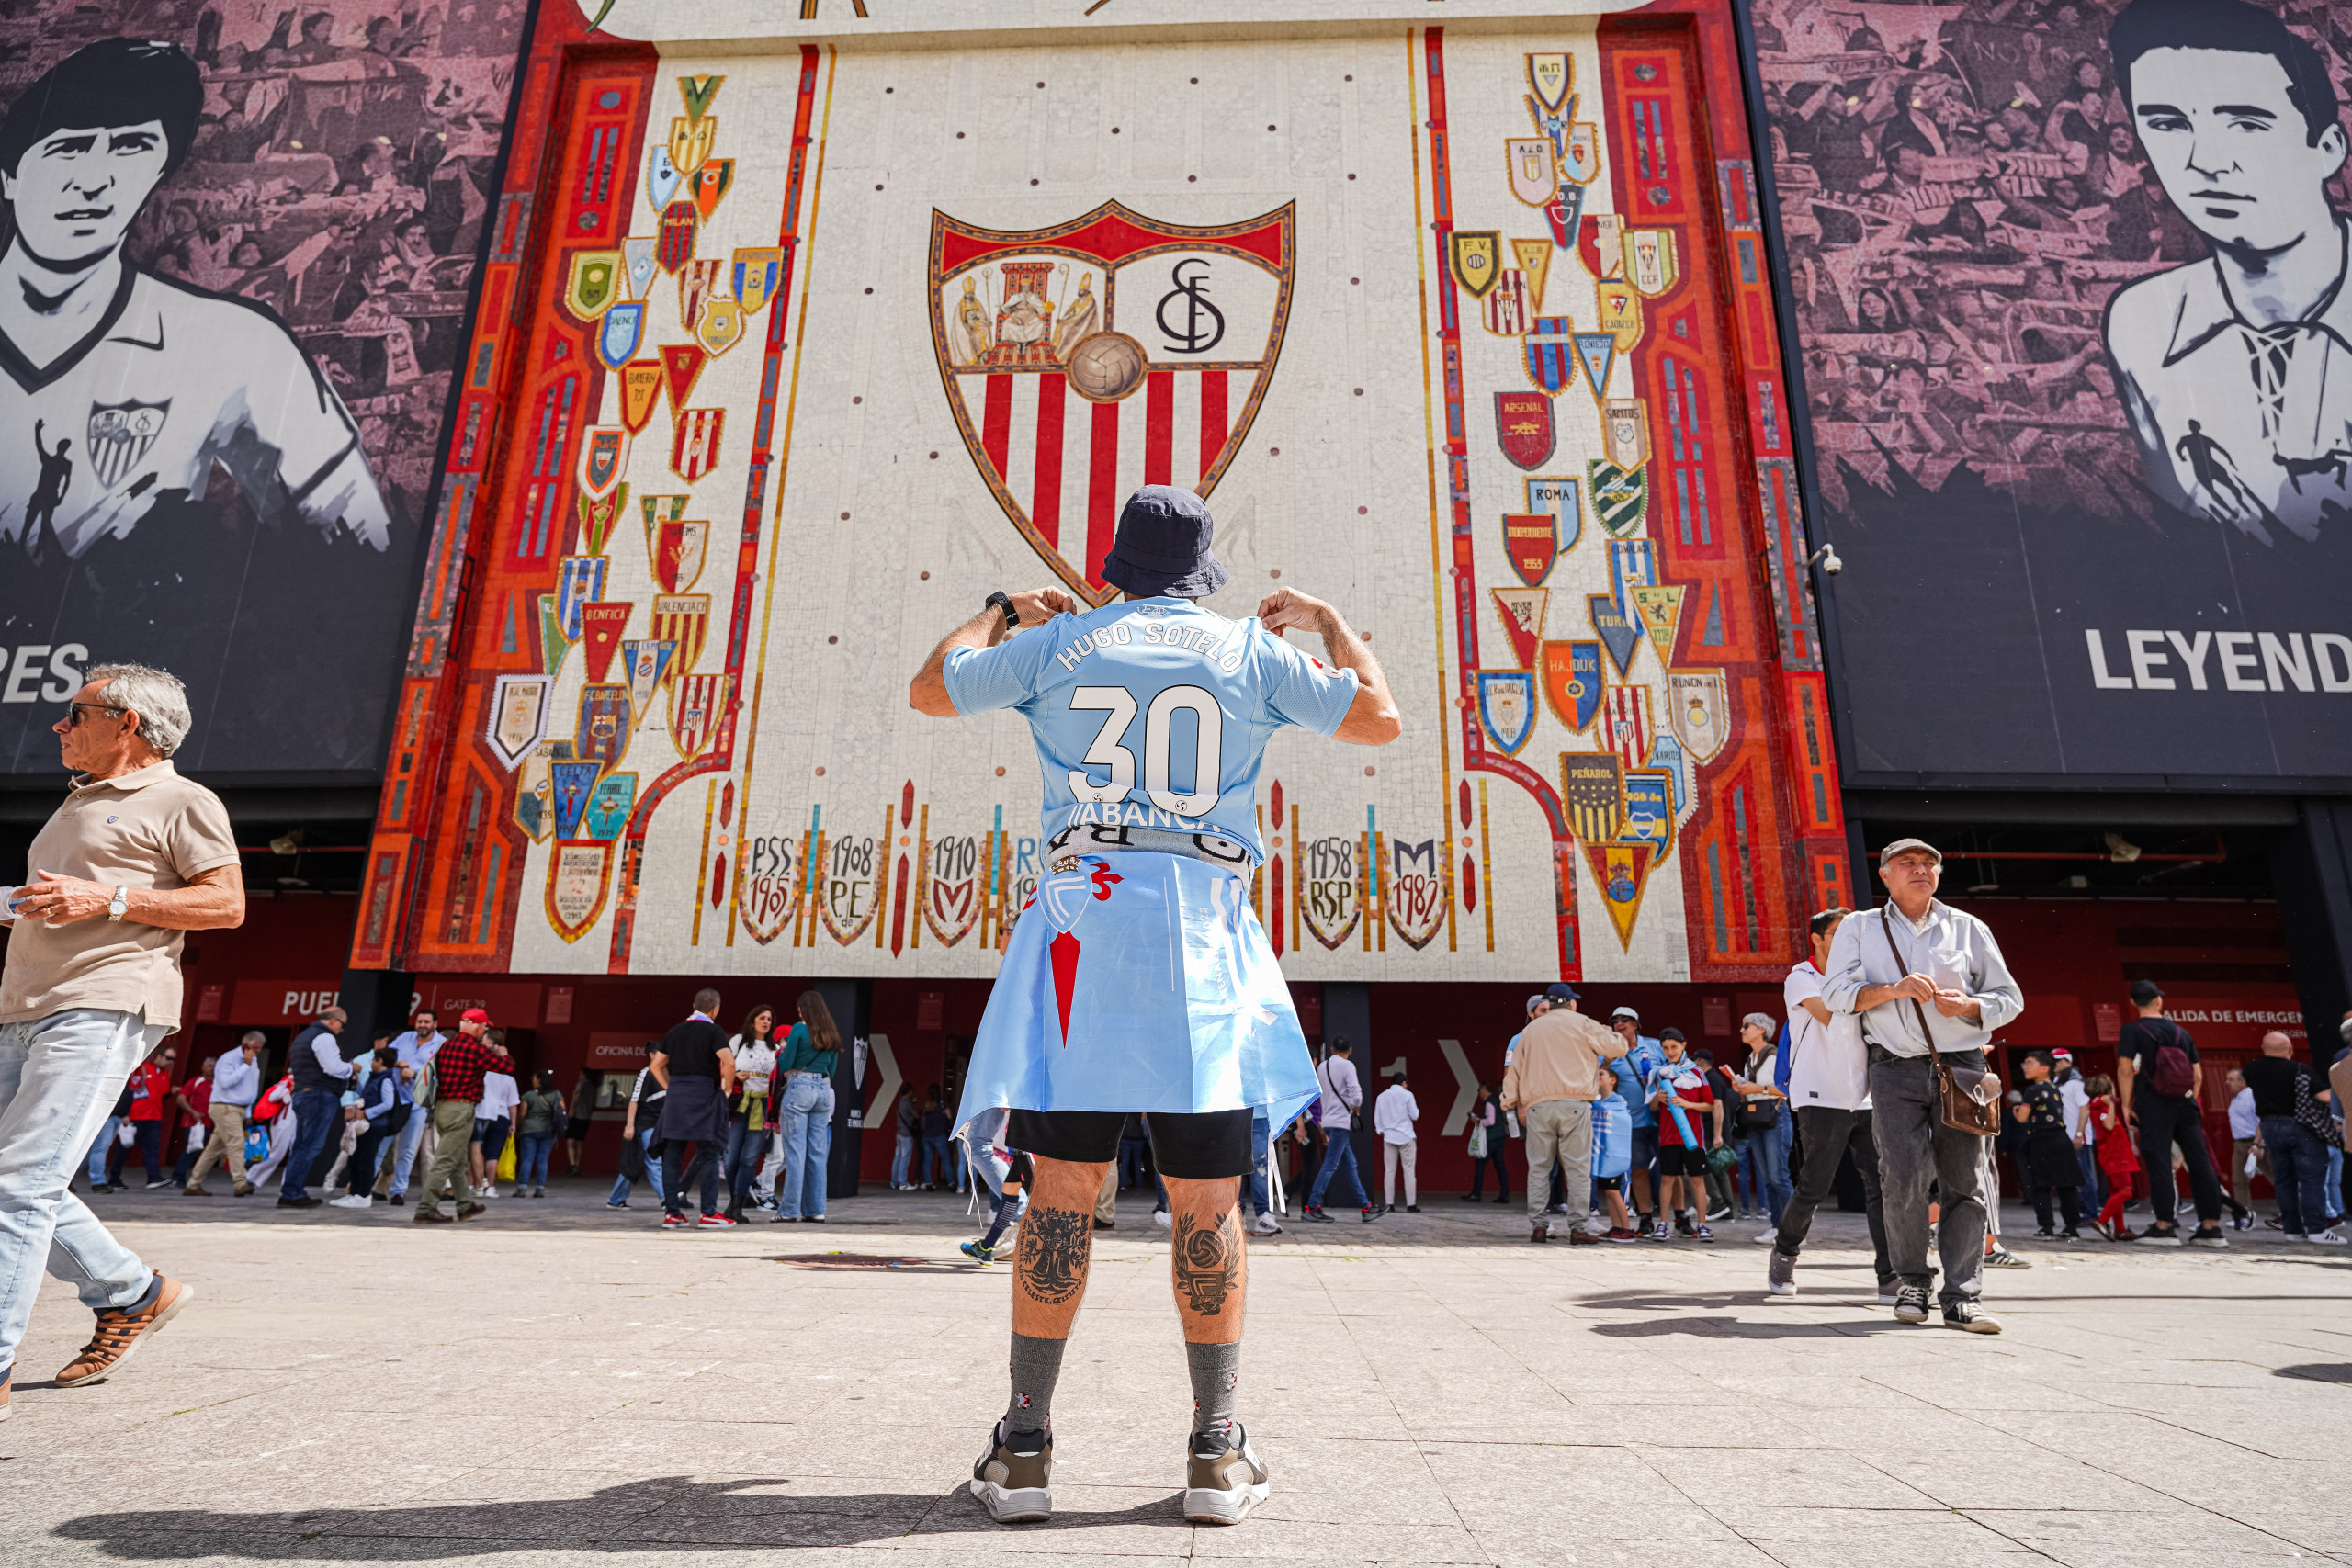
[1173,1208,1242,1316]
[1016,1206,1091,1304]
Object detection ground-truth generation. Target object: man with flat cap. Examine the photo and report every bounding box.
[1823,839,2023,1334]
[910,483,1400,1526]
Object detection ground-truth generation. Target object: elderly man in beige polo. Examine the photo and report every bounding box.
[1499,981,1628,1245]
[0,663,244,1420]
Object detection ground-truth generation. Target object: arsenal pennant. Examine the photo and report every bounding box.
[660,342,707,412]
[579,602,632,684]
[1493,390,1554,470]
[618,359,663,434]
[671,409,725,483]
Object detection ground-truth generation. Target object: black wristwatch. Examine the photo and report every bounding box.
[987,591,1019,628]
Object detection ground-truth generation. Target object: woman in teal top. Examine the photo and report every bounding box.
[773,990,842,1222]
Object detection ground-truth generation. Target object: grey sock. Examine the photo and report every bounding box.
[1005,1332,1067,1434]
[1186,1340,1241,1438]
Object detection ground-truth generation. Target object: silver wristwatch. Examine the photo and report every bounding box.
[106,885,128,922]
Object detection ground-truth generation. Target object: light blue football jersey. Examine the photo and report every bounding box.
[941,595,1360,861]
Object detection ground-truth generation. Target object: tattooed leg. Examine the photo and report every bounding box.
[1012,1156,1110,1339]
[1166,1176,1248,1344]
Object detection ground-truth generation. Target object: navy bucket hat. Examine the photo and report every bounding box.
[1100,485,1230,599]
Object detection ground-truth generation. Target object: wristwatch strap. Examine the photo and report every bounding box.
[987,590,1019,627]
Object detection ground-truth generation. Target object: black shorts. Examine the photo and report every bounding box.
[1007,1109,1251,1179]
[1656,1144,1709,1178]
[1595,1174,1623,1193]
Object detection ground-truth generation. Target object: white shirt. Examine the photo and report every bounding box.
[2228,1086,2260,1140]
[1374,1083,1420,1145]
[2060,1075,2090,1140]
[1785,959,1870,1111]
[729,1036,777,1093]
[477,1071,520,1121]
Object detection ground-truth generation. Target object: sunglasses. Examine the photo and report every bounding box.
[62,702,126,728]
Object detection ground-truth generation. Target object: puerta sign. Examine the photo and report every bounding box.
[1754,0,2352,784]
[0,17,526,777]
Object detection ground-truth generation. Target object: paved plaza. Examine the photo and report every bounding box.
[4,1183,2346,1567]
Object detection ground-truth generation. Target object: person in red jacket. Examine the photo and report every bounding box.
[123,1046,178,1190]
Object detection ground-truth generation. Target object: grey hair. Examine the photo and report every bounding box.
[1743,1011,1777,1036]
[85,662,191,758]
[241,1031,266,1046]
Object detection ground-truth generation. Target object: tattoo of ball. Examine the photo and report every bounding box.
[1173,1208,1241,1316]
[1016,1206,1091,1305]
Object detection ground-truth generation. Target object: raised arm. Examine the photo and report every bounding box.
[1256,589,1402,745]
[908,588,1075,716]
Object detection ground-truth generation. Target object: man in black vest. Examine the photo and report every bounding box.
[278,1006,355,1209]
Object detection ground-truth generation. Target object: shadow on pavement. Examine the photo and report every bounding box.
[50,1475,1189,1557]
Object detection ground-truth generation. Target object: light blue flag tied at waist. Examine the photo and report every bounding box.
[954,850,1318,1136]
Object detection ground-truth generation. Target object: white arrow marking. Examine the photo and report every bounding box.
[862,1032,900,1133]
[1439,1038,1477,1135]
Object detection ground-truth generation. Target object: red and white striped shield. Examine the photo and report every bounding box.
[1604,683,1653,773]
[928,200,1296,607]
[670,672,729,761]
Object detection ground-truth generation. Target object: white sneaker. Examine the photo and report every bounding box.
[328,1194,372,1210]
[1752,1229,1780,1244]
[1183,1424,1271,1525]
[2310,1229,2348,1246]
[1152,1209,1171,1228]
[1251,1213,1283,1235]
[481,1185,498,1200]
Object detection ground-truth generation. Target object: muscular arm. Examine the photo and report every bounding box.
[1257,590,1402,745]
[908,588,1075,717]
[7,863,245,931]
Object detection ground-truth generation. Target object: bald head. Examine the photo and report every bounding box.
[2261,1031,2295,1056]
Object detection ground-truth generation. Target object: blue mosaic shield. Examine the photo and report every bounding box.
[1523,317,1577,396]
[556,557,607,642]
[1476,670,1538,757]
[597,302,645,370]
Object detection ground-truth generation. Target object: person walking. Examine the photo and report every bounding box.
[471,1043,519,1199]
[2055,1050,2101,1216]
[122,1045,175,1190]
[1498,981,1623,1244]
[607,1055,668,1210]
[563,1071,595,1179]
[2013,1053,2084,1239]
[1462,1083,1511,1203]
[2223,1066,2265,1230]
[169,1056,213,1189]
[330,1048,401,1210]
[1647,1032,1719,1241]
[1768,908,1894,1301]
[773,991,842,1223]
[514,1068,566,1199]
[2116,980,2228,1247]
[82,1079,132,1194]
[1373,1070,1419,1215]
[0,662,243,1405]
[909,485,1398,1525]
[1590,1066,1638,1239]
[278,1007,357,1209]
[246,1070,295,1190]
[721,1006,778,1218]
[412,1010,497,1224]
[185,1032,261,1197]
[891,1086,921,1189]
[1302,1038,1368,1222]
[652,989,737,1228]
[960,1104,1030,1266]
[1823,840,2023,1334]
[384,1009,446,1204]
[2087,1075,2142,1240]
[2241,1031,2343,1244]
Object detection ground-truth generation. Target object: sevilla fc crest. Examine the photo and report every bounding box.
[929,200,1295,607]
[671,409,724,482]
[86,400,168,490]
[1494,391,1554,470]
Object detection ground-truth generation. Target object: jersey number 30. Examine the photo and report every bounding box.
[1068,685,1223,818]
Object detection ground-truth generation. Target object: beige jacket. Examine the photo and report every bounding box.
[1500,1008,1628,1110]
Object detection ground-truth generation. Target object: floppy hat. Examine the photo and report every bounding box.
[1100,485,1230,599]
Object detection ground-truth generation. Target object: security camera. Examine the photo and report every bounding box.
[1807,542,1842,575]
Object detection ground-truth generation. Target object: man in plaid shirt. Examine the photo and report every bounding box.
[414,1010,497,1224]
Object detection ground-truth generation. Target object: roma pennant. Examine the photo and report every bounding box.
[1526,474,1582,556]
[618,359,663,434]
[1448,230,1502,299]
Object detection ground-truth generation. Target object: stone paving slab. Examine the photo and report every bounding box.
[5,1181,2347,1566]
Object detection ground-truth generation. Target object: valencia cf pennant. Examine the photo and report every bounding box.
[650,594,711,679]
[1494,390,1554,470]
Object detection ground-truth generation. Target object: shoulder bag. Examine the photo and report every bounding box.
[2294,1066,2343,1150]
[1878,908,2002,1137]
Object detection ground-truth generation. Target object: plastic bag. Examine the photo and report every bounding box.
[117,1121,136,1147]
[244,1127,270,1164]
[496,1135,518,1183]
[1466,1124,1487,1159]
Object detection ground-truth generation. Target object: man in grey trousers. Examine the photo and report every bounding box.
[1823,840,2022,1335]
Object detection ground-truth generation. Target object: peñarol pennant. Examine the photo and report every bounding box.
[1561,750,1623,843]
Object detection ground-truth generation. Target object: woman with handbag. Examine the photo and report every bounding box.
[1727,1017,1791,1225]
[1461,1083,1511,1203]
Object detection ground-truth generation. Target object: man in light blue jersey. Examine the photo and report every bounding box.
[910,485,1398,1527]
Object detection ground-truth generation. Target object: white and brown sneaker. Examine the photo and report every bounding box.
[968,1421,1052,1523]
[1183,1423,1271,1525]
[55,1275,194,1388]
[0,1368,12,1421]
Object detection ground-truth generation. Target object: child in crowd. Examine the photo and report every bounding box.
[2087,1074,2141,1241]
[1592,1065,1637,1241]
[2012,1051,2082,1239]
[1647,1032,1718,1242]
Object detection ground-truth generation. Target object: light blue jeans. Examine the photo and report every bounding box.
[84,1116,122,1186]
[389,1099,428,1196]
[776,1075,835,1219]
[891,1133,913,1187]
[1736,1108,1793,1223]
[606,1127,667,1204]
[0,1010,168,1373]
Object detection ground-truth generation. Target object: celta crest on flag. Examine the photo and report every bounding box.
[928,200,1296,608]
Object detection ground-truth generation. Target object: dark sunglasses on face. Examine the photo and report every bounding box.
[62,703,126,728]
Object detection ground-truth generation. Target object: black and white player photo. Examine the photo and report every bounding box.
[2103,0,2352,542]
